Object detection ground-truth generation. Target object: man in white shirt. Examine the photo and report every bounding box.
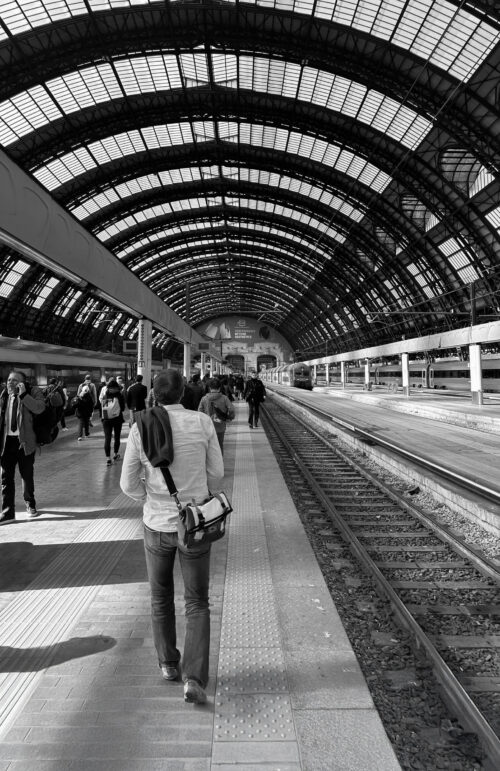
[120,369,223,705]
[0,371,45,523]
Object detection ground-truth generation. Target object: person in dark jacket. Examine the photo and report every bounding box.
[0,370,45,523]
[126,374,148,425]
[244,374,266,429]
[188,373,204,410]
[100,378,125,466]
[75,384,94,441]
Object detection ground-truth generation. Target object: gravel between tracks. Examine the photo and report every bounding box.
[266,408,499,770]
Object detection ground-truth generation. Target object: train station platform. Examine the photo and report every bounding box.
[317,383,500,435]
[0,403,400,770]
[270,384,500,536]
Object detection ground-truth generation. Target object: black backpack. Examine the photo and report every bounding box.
[33,386,63,446]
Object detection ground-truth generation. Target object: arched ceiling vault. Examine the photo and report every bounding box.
[0,1,499,360]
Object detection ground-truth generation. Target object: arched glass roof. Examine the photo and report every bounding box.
[0,0,499,357]
[0,55,432,149]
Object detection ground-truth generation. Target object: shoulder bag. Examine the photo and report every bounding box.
[159,465,232,548]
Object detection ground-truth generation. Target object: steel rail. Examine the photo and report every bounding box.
[271,387,500,506]
[262,403,500,770]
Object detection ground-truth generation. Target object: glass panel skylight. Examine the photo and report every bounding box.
[116,202,349,261]
[486,205,500,231]
[0,258,30,298]
[54,288,82,317]
[0,85,61,146]
[29,276,60,309]
[1,53,431,150]
[2,2,497,82]
[438,237,481,284]
[76,164,365,231]
[33,121,392,193]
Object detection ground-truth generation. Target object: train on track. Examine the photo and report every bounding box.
[262,363,313,389]
[263,356,500,393]
[0,339,164,406]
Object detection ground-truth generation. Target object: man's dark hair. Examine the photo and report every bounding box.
[192,373,200,383]
[48,377,57,385]
[153,369,184,404]
[208,377,220,390]
[135,374,143,382]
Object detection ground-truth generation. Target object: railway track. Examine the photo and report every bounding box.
[261,399,500,770]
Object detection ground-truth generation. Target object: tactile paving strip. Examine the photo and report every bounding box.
[215,694,295,740]
[215,424,298,746]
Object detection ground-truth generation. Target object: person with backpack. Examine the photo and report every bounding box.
[100,377,125,466]
[198,378,235,455]
[244,374,266,429]
[75,385,94,441]
[77,374,97,428]
[0,370,45,523]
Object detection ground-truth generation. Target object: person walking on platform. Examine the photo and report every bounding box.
[244,373,266,428]
[77,374,97,428]
[75,384,94,441]
[198,378,234,455]
[120,369,224,705]
[187,373,204,410]
[0,370,45,523]
[100,378,125,466]
[126,374,148,425]
[234,374,244,400]
[56,379,69,431]
[116,375,126,394]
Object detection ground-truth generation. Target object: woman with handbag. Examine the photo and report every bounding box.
[99,377,125,466]
[119,369,224,705]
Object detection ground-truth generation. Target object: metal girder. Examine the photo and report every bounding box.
[0,147,202,345]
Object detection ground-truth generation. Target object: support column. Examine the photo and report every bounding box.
[200,353,206,379]
[364,360,371,390]
[341,361,346,388]
[183,342,191,380]
[401,353,410,398]
[313,364,317,385]
[470,344,483,405]
[34,364,48,386]
[325,362,329,385]
[137,319,152,390]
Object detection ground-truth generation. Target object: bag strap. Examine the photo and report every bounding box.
[135,410,183,514]
[159,466,184,514]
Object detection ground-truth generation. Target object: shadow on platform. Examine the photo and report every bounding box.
[0,635,117,672]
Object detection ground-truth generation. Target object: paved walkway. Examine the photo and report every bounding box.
[0,404,400,770]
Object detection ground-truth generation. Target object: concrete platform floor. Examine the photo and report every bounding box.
[0,404,400,770]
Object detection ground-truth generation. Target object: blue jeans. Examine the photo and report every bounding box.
[143,525,211,687]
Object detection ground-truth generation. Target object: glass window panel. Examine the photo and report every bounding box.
[180,53,209,85]
[0,258,30,298]
[1,2,496,83]
[30,276,59,309]
[0,85,61,144]
[54,288,82,317]
[486,205,500,231]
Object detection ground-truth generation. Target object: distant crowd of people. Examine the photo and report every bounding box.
[0,365,266,707]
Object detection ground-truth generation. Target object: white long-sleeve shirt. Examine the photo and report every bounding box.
[120,404,224,532]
